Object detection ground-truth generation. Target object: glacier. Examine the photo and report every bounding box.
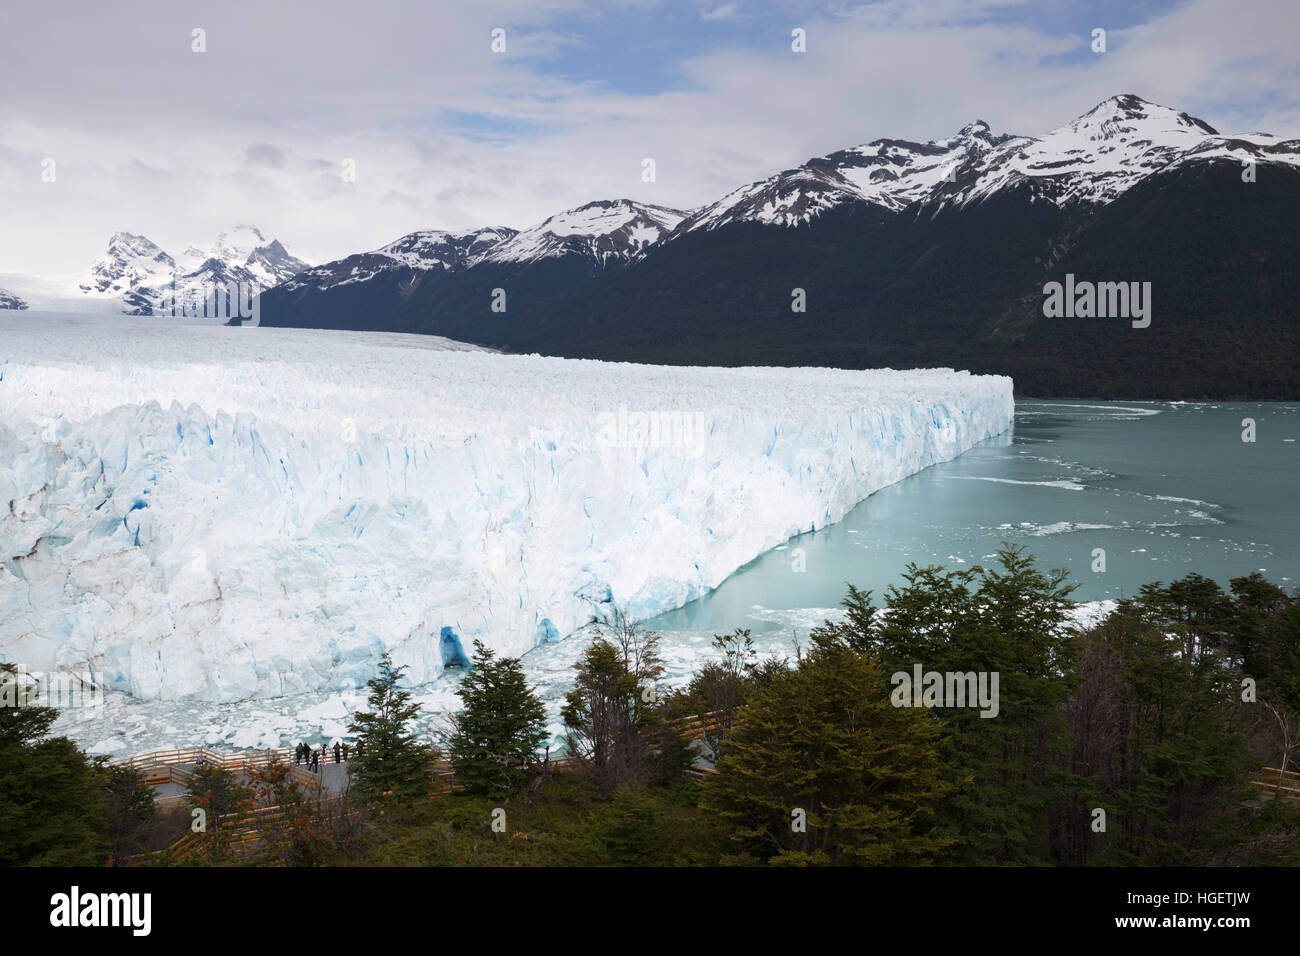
[1,313,1013,703]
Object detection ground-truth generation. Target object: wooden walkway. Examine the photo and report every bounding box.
[111,710,726,791]
[114,716,1292,862]
[111,746,321,809]
[112,712,725,861]
[1249,766,1300,806]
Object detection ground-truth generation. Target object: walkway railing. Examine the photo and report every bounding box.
[112,710,725,781]
[159,795,353,861]
[120,710,729,860]
[1250,766,1300,805]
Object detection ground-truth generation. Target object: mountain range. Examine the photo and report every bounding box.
[7,95,1298,398]
[74,225,308,315]
[256,95,1300,398]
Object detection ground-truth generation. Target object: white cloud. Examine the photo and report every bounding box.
[701,3,741,21]
[0,0,1296,275]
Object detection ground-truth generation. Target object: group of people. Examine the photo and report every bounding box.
[294,739,359,771]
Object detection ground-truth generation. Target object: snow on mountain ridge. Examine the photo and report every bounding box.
[278,226,519,293]
[79,233,175,295]
[475,199,687,266]
[675,113,1018,232]
[946,94,1240,208]
[674,94,1300,233]
[78,227,308,314]
[0,288,29,310]
[378,226,517,269]
[281,201,688,293]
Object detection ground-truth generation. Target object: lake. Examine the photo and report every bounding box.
[650,400,1300,634]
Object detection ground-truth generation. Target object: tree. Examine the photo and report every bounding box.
[840,546,1080,864]
[589,787,661,864]
[449,641,548,797]
[183,761,258,862]
[562,608,666,794]
[1056,601,1253,865]
[0,663,108,865]
[347,652,433,803]
[1136,572,1232,658]
[661,628,764,765]
[247,761,337,865]
[700,631,954,865]
[94,759,158,863]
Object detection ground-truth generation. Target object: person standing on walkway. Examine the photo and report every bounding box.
[334,741,342,764]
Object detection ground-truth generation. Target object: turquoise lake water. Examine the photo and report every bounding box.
[649,400,1300,634]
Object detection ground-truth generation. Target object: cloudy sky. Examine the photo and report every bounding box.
[1,0,1297,274]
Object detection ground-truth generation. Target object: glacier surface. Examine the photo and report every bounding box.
[1,313,1013,702]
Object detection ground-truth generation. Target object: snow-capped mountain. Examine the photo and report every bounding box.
[939,93,1286,208]
[679,121,1014,232]
[477,200,687,266]
[673,94,1299,235]
[498,94,1300,399]
[277,199,682,297]
[278,226,516,294]
[380,226,516,270]
[262,93,1300,398]
[261,201,686,337]
[272,94,1298,315]
[0,288,29,310]
[79,226,308,315]
[178,224,309,291]
[78,233,177,313]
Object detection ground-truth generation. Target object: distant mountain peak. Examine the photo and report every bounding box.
[477,199,687,266]
[0,287,30,310]
[955,119,993,138]
[1063,93,1219,138]
[78,226,308,314]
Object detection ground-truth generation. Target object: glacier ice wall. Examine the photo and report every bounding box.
[1,314,1014,702]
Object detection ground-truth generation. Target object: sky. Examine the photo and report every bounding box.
[1,0,1297,274]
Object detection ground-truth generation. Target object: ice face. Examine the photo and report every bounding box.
[0,313,1013,703]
